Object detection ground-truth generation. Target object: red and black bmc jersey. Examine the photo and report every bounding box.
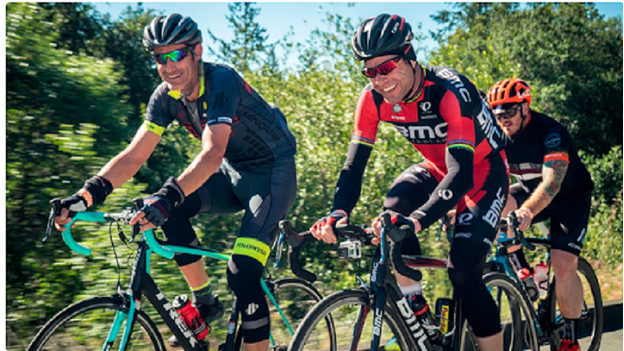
[352,65,504,172]
[504,111,593,196]
[332,65,507,228]
[144,62,296,170]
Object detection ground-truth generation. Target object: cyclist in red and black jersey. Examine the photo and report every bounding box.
[310,14,507,350]
[489,79,593,351]
[53,13,296,351]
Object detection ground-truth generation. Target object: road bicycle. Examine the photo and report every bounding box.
[27,199,334,351]
[488,213,603,351]
[284,212,539,351]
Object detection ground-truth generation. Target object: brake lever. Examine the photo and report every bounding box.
[131,198,144,242]
[43,199,62,242]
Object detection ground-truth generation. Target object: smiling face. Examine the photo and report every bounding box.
[154,43,202,97]
[364,55,416,105]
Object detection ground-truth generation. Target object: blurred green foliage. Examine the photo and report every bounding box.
[6,2,622,349]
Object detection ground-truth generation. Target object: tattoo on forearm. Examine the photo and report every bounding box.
[523,159,569,214]
[542,159,569,197]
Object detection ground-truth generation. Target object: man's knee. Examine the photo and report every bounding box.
[551,249,578,279]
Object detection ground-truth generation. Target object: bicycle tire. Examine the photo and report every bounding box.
[288,289,413,351]
[238,277,335,351]
[27,295,165,351]
[459,272,539,351]
[547,256,603,351]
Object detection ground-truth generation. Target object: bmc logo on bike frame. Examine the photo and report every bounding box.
[396,297,429,350]
[156,291,198,347]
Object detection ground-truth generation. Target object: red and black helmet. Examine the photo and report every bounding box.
[488,78,532,107]
[352,14,415,61]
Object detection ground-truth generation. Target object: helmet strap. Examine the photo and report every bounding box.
[179,59,202,101]
[402,63,424,103]
[518,103,530,133]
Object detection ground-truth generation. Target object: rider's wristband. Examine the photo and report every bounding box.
[81,176,113,205]
[154,177,185,208]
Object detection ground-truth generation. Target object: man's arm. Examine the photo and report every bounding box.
[521,157,569,215]
[176,123,231,196]
[98,124,162,188]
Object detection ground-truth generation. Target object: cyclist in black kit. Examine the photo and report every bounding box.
[311,14,507,350]
[488,78,593,351]
[53,13,296,351]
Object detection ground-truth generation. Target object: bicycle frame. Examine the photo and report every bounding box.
[490,228,556,340]
[60,212,296,351]
[355,225,461,351]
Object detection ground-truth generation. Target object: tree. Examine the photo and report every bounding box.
[206,2,276,73]
[429,3,623,155]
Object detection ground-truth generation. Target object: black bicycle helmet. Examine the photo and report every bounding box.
[142,13,202,50]
[352,14,414,61]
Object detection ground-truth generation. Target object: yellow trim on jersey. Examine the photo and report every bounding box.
[232,237,271,266]
[143,121,165,136]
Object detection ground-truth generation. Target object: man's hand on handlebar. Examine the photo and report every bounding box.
[54,194,89,231]
[310,209,348,244]
[512,207,534,232]
[370,209,421,244]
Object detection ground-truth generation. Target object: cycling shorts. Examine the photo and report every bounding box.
[161,157,297,266]
[510,183,591,256]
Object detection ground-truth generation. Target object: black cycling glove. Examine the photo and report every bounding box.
[60,176,113,213]
[141,177,185,226]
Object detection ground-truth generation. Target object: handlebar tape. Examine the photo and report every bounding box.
[380,213,423,282]
[279,220,317,283]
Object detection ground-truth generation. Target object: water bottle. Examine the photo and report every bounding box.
[173,294,210,340]
[516,267,539,301]
[533,262,549,299]
[410,295,441,342]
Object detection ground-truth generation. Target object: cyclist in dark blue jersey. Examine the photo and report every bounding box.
[53,13,296,351]
[311,14,507,350]
[488,79,593,351]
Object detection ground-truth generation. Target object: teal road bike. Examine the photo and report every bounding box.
[27,199,335,351]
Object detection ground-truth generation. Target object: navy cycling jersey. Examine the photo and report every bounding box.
[333,65,506,228]
[145,62,296,170]
[504,110,593,197]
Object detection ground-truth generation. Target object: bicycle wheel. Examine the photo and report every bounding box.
[547,256,603,351]
[27,295,165,351]
[288,289,413,351]
[264,277,335,351]
[459,272,539,351]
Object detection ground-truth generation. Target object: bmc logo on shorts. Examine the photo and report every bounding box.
[483,187,506,229]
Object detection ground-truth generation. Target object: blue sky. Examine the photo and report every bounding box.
[93,2,623,66]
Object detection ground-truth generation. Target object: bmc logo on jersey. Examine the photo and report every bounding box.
[436,69,471,103]
[395,122,448,143]
[476,103,503,150]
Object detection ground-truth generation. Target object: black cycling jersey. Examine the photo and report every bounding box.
[504,110,593,196]
[145,62,296,170]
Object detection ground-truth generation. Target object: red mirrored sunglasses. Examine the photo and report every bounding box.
[361,56,402,78]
